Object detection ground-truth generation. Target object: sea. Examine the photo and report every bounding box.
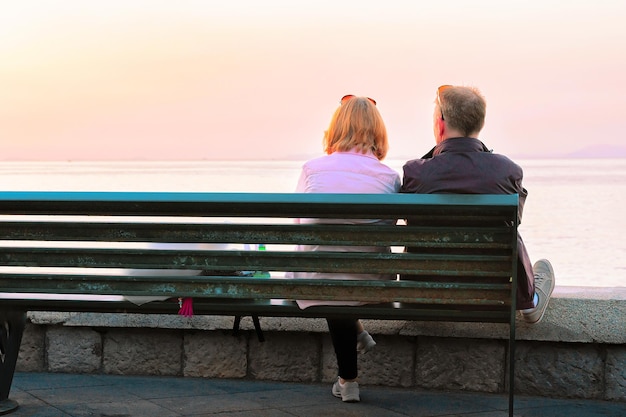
[0,158,624,289]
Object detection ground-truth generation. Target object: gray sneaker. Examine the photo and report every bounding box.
[332,378,360,402]
[356,330,376,353]
[522,259,555,324]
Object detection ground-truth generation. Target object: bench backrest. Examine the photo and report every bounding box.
[0,191,519,322]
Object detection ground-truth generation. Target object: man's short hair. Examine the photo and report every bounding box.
[439,86,486,136]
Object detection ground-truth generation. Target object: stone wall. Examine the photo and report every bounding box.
[15,286,626,403]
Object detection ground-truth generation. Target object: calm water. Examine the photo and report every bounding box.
[0,158,624,288]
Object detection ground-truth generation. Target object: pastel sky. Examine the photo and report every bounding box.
[2,0,625,161]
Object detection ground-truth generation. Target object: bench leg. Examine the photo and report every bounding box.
[508,337,515,417]
[0,310,26,414]
[232,316,265,342]
[251,316,265,342]
[508,315,516,417]
[232,316,242,336]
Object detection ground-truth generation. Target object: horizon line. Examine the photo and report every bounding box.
[1,155,625,163]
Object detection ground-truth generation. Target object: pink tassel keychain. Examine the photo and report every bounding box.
[178,297,194,317]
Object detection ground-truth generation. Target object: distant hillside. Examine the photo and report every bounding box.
[566,144,626,158]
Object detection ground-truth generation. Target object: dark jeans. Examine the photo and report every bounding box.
[326,318,358,380]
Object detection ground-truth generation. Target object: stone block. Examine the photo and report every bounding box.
[27,312,73,325]
[515,341,603,399]
[605,346,626,401]
[16,322,45,372]
[103,329,182,376]
[246,317,328,333]
[517,295,626,344]
[183,331,247,378]
[359,335,415,387]
[47,326,102,373]
[321,334,337,383]
[321,333,415,387]
[248,332,319,382]
[59,312,236,331]
[400,321,509,339]
[415,337,505,393]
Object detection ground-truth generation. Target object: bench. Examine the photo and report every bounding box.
[0,191,519,416]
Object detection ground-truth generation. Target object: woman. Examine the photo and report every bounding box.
[294,94,400,402]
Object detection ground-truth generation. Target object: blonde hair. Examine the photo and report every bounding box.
[439,86,486,136]
[323,97,388,160]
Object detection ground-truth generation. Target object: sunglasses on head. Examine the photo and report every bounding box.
[436,85,452,120]
[340,94,376,106]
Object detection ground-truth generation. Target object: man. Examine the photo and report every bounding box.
[401,85,554,324]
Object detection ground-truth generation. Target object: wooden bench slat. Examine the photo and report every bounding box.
[0,222,515,247]
[0,249,513,276]
[0,300,512,322]
[0,275,511,305]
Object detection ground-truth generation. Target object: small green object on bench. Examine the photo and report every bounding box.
[0,191,519,416]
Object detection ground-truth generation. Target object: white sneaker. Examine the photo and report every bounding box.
[522,259,555,324]
[332,377,360,402]
[356,331,376,353]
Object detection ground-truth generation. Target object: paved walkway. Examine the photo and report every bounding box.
[4,372,626,417]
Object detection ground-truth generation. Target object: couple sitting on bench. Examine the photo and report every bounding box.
[293,88,554,403]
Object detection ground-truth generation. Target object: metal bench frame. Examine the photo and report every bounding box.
[0,191,519,416]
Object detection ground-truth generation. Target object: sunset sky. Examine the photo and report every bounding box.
[2,0,625,161]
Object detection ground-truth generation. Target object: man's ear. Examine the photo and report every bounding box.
[435,117,446,144]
